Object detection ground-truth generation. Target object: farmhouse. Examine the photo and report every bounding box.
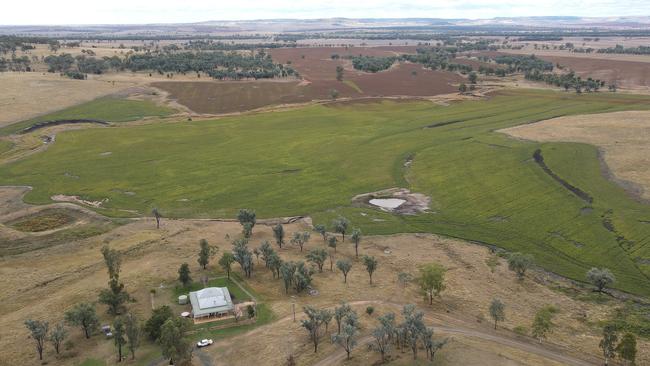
[189,287,234,320]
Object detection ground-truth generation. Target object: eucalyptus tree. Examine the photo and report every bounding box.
[306,248,327,272]
[291,231,311,252]
[489,298,506,330]
[314,224,327,243]
[272,224,285,248]
[350,228,362,258]
[362,255,378,284]
[332,216,350,241]
[336,259,353,283]
[25,319,48,360]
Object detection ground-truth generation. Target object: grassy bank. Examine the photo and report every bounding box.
[0,96,175,136]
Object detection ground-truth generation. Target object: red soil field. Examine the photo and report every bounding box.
[537,55,650,88]
[473,51,650,88]
[154,47,465,114]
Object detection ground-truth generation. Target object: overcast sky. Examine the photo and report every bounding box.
[2,0,649,25]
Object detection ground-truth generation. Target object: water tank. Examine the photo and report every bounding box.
[178,295,188,305]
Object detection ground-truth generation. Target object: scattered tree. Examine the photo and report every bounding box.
[159,318,192,365]
[418,263,446,305]
[98,245,132,315]
[329,88,339,99]
[402,304,426,360]
[260,241,275,267]
[350,228,362,258]
[336,65,344,81]
[328,235,338,253]
[25,319,48,360]
[65,302,99,339]
[237,209,256,236]
[371,312,395,362]
[468,71,478,84]
[125,313,141,360]
[152,208,161,229]
[586,267,615,293]
[272,223,285,248]
[306,248,327,272]
[144,305,173,340]
[422,329,447,362]
[322,309,334,334]
[507,252,534,280]
[113,317,126,362]
[49,322,67,355]
[314,224,327,243]
[331,322,359,360]
[362,255,378,284]
[599,324,618,366]
[218,251,235,279]
[398,272,412,288]
[337,259,353,283]
[489,298,506,330]
[197,239,217,270]
[616,333,637,365]
[291,231,311,252]
[178,263,192,287]
[301,306,328,352]
[332,216,350,241]
[459,83,467,93]
[334,302,353,334]
[232,238,254,278]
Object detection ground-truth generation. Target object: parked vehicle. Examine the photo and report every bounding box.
[197,339,213,348]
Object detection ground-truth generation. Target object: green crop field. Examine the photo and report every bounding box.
[0,96,175,136]
[1,89,650,294]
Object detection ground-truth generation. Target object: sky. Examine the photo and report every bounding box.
[2,0,650,25]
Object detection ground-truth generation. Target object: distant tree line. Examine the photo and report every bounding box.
[0,35,53,54]
[123,50,296,80]
[40,49,296,80]
[596,44,650,55]
[185,40,299,51]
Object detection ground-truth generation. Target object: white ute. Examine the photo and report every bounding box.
[197,339,213,348]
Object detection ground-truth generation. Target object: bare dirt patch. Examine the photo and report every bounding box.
[500,111,650,200]
[51,194,107,208]
[6,208,77,232]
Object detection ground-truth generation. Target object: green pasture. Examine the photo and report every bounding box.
[1,89,650,294]
[0,96,175,136]
[0,139,13,154]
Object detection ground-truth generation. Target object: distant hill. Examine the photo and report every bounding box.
[2,16,650,37]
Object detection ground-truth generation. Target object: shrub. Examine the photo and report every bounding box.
[366,306,374,316]
[513,325,528,336]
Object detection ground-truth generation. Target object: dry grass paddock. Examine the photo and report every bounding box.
[500,111,650,200]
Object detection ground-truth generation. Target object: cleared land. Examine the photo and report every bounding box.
[0,72,137,127]
[2,90,650,295]
[501,111,650,201]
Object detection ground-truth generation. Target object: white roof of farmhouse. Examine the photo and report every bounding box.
[189,287,234,316]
